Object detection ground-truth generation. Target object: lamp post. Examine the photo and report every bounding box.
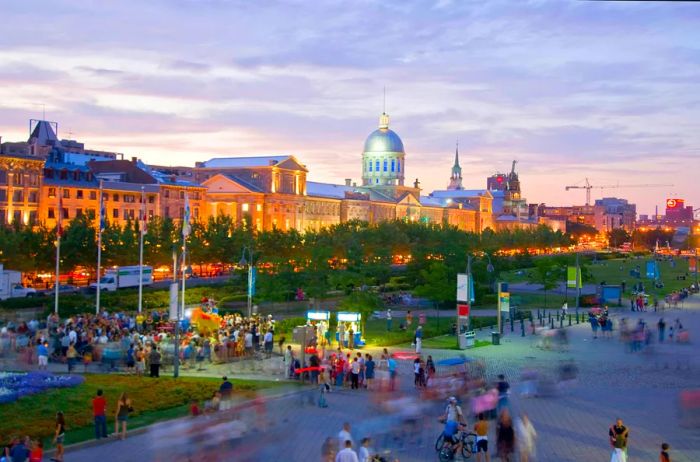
[239,246,254,318]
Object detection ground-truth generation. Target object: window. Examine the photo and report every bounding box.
[89,191,97,200]
[63,189,70,199]
[62,208,69,219]
[29,174,38,186]
[113,193,119,202]
[128,209,135,219]
[76,190,84,199]
[256,204,262,212]
[12,173,22,185]
[375,161,380,172]
[43,168,53,179]
[73,171,80,181]
[397,160,401,172]
[0,190,5,201]
[103,193,108,202]
[48,187,56,198]
[368,161,372,172]
[391,159,395,172]
[179,191,185,199]
[148,195,155,204]
[12,190,23,202]
[112,209,119,219]
[76,208,83,217]
[165,206,170,218]
[48,208,55,219]
[242,203,249,212]
[13,210,21,223]
[179,207,184,218]
[0,170,6,184]
[28,191,38,203]
[383,160,388,172]
[194,207,199,218]
[148,210,154,219]
[124,209,129,220]
[59,170,67,180]
[28,211,37,224]
[124,195,135,203]
[164,190,170,198]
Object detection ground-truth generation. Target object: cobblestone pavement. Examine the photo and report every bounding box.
[61,295,700,461]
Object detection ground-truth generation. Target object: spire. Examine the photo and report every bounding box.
[379,87,389,129]
[447,140,463,190]
[453,141,460,169]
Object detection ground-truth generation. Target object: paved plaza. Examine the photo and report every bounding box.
[57,296,700,461]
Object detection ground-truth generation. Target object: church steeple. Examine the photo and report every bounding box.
[447,141,463,190]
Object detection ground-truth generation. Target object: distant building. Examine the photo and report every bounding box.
[594,197,636,230]
[535,197,636,233]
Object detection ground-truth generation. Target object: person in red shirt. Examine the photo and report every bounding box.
[29,440,42,462]
[92,389,108,439]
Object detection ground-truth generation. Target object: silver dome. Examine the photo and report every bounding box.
[363,128,405,153]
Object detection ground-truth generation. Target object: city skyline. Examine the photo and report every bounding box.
[0,1,698,215]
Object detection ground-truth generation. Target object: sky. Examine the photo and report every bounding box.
[0,0,698,216]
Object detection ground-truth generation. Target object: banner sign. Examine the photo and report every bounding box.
[498,292,510,313]
[567,266,582,289]
[457,303,470,318]
[690,258,697,273]
[646,261,659,280]
[248,267,257,297]
[457,273,469,302]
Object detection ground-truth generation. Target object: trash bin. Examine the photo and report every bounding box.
[458,333,467,349]
[465,331,475,349]
[491,331,500,345]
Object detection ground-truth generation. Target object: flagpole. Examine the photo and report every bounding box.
[138,186,145,314]
[96,180,103,315]
[54,187,62,315]
[181,191,190,323]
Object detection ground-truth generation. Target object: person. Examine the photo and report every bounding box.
[496,409,515,461]
[496,374,510,414]
[415,326,423,354]
[92,389,108,439]
[406,310,413,326]
[364,354,375,390]
[28,440,42,462]
[284,345,294,378]
[660,442,671,462]
[335,440,359,462]
[149,346,161,378]
[386,309,392,331]
[608,418,629,462]
[426,355,436,383]
[387,355,397,391]
[658,318,666,343]
[413,358,422,388]
[219,376,233,399]
[52,411,66,462]
[358,437,372,462]
[9,436,29,462]
[190,399,201,417]
[350,358,360,389]
[37,341,49,370]
[337,422,354,449]
[561,302,568,317]
[264,329,273,358]
[442,396,466,425]
[474,413,490,462]
[135,347,145,376]
[441,418,464,456]
[321,436,337,462]
[516,413,537,462]
[115,392,132,440]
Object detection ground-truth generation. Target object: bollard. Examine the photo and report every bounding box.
[548,313,552,324]
[560,316,563,328]
[550,317,554,329]
[520,319,525,337]
[568,314,572,326]
[510,315,514,332]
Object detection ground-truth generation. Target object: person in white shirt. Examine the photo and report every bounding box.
[337,422,354,450]
[358,437,372,462]
[335,440,359,462]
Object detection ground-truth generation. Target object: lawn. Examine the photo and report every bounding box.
[361,316,497,347]
[0,374,282,448]
[417,335,491,350]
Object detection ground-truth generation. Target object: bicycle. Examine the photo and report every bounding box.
[437,431,476,461]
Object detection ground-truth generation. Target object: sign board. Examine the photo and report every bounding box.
[646,260,659,279]
[337,312,361,322]
[169,282,179,320]
[457,273,469,302]
[248,267,257,297]
[307,311,330,321]
[600,285,622,304]
[690,257,697,273]
[498,292,510,313]
[457,303,470,318]
[567,266,582,289]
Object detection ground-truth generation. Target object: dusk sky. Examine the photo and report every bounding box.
[0,0,698,215]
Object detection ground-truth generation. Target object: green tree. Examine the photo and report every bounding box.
[413,261,455,308]
[528,258,561,308]
[608,228,631,248]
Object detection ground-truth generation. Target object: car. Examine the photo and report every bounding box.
[49,284,81,295]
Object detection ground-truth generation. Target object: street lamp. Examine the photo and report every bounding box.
[239,246,254,318]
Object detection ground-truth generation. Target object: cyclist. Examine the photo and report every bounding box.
[441,418,464,457]
[441,397,466,426]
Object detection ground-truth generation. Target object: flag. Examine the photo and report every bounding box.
[99,193,106,232]
[567,266,582,289]
[57,188,63,237]
[182,192,191,237]
[140,189,147,235]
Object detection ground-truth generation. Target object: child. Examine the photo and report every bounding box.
[190,400,201,417]
[660,442,671,462]
[29,440,42,462]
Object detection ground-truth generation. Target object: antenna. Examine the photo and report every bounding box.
[383,86,386,114]
[33,103,46,120]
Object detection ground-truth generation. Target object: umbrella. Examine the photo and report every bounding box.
[436,356,473,366]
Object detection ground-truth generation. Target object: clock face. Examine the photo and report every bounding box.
[666,199,677,208]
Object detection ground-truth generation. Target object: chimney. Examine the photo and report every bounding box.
[345,178,352,186]
[131,156,137,163]
[352,182,357,187]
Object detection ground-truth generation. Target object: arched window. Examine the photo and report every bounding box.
[368,161,372,172]
[383,160,388,172]
[391,159,395,172]
[397,160,401,172]
[375,160,380,172]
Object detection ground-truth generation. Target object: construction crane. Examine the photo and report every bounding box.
[565,178,674,205]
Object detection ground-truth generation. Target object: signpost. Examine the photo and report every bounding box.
[456,273,471,349]
[497,282,509,334]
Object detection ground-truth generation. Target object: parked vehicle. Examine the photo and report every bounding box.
[49,284,81,295]
[90,265,153,292]
[0,264,37,300]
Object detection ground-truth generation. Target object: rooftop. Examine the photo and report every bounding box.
[199,155,291,169]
